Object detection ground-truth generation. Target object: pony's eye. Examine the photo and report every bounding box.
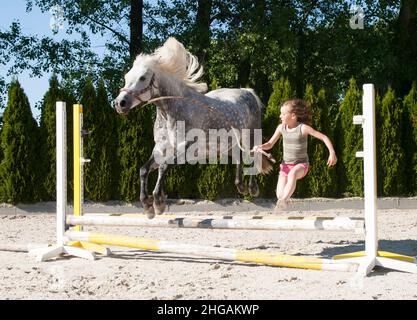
[139,76,146,81]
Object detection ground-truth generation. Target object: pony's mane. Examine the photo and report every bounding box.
[134,37,208,93]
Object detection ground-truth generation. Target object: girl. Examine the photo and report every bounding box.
[253,99,337,212]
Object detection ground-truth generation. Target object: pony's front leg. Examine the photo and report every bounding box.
[248,174,260,197]
[140,155,158,218]
[235,156,249,195]
[152,163,170,217]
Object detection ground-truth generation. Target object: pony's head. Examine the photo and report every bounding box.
[114,37,207,115]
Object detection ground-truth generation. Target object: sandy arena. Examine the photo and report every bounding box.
[0,198,416,300]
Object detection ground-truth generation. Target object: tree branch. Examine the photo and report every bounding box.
[85,16,130,45]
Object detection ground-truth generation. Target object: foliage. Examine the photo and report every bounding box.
[258,77,294,197]
[335,78,363,197]
[1,1,417,201]
[402,83,417,195]
[0,80,40,203]
[38,75,65,201]
[81,79,119,201]
[302,85,337,197]
[118,106,154,202]
[377,87,406,196]
[197,164,236,200]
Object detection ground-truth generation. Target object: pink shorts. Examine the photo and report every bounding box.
[279,163,309,178]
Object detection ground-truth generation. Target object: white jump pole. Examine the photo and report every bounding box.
[334,84,417,275]
[29,102,95,262]
[362,83,378,270]
[56,101,66,246]
[66,214,364,232]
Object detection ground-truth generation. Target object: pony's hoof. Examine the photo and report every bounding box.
[236,182,249,195]
[249,184,260,197]
[153,202,166,215]
[145,206,155,219]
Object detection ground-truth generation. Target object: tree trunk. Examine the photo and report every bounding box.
[295,29,306,97]
[194,0,213,64]
[393,0,417,94]
[130,0,143,62]
[399,0,417,32]
[237,0,266,89]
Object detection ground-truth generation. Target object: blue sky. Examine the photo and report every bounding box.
[0,0,108,122]
[0,1,51,121]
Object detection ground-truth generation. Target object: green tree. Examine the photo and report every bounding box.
[197,164,236,200]
[80,77,97,201]
[165,164,200,199]
[1,0,146,103]
[0,80,40,203]
[377,87,406,196]
[403,82,417,195]
[91,81,119,201]
[299,84,336,198]
[335,78,363,197]
[258,77,294,197]
[118,106,154,202]
[82,79,119,201]
[38,75,65,201]
[390,0,417,96]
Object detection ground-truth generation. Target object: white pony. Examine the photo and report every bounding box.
[114,38,273,218]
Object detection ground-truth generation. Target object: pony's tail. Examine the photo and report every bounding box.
[257,154,274,175]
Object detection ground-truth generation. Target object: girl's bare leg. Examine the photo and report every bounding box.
[274,175,288,213]
[276,174,287,200]
[279,165,306,209]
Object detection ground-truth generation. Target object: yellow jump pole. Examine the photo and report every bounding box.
[70,104,108,256]
[66,231,359,272]
[73,104,83,232]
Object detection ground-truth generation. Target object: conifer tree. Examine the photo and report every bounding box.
[334,78,363,196]
[92,79,119,200]
[80,77,98,201]
[299,85,336,197]
[39,75,64,201]
[164,164,198,199]
[0,80,40,203]
[259,77,294,197]
[118,106,154,202]
[197,164,236,200]
[210,77,219,91]
[316,88,337,197]
[402,82,417,195]
[81,78,119,201]
[378,87,406,196]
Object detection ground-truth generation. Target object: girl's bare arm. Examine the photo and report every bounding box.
[302,125,337,166]
[255,124,282,151]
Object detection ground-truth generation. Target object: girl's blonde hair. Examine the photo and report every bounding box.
[282,99,312,125]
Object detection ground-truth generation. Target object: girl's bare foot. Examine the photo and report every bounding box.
[273,199,288,213]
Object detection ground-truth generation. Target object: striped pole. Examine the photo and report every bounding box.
[66,231,358,272]
[73,104,83,232]
[67,214,364,232]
